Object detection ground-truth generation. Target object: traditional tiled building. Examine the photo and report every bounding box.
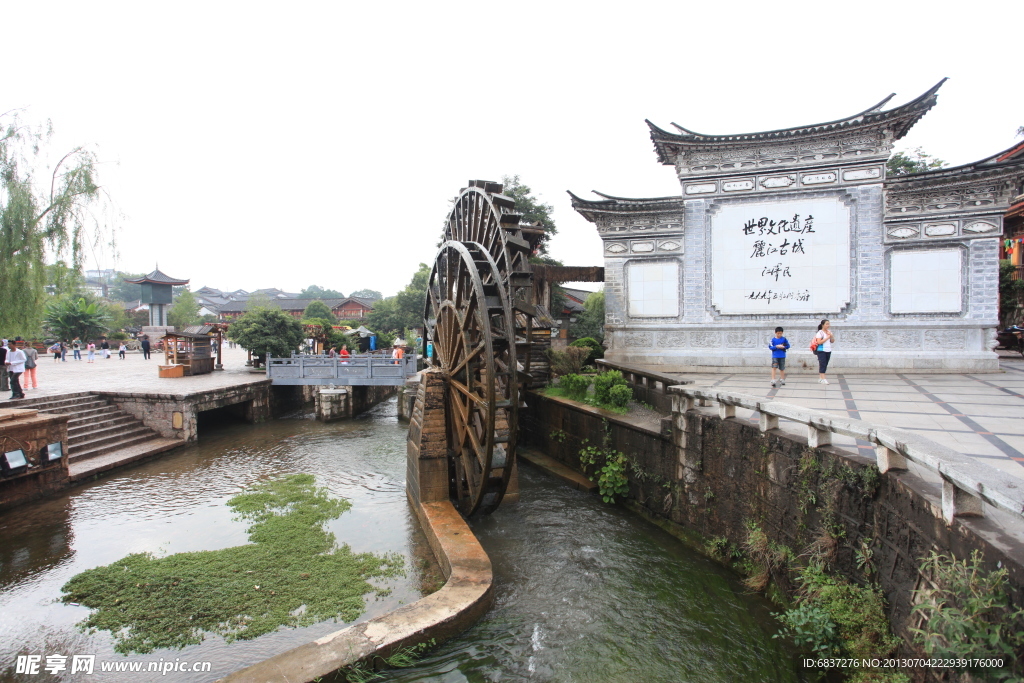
[571,80,1024,372]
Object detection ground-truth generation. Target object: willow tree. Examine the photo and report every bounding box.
[0,111,108,337]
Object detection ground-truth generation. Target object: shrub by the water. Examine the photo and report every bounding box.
[569,337,604,363]
[559,374,591,401]
[593,370,628,405]
[607,384,632,408]
[546,346,590,377]
[60,474,404,654]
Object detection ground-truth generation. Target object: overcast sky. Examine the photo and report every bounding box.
[5,1,1021,297]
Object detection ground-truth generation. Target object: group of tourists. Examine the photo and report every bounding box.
[47,338,129,363]
[767,319,835,387]
[1,338,37,399]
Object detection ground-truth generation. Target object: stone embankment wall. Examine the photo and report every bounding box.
[312,385,399,422]
[0,409,71,511]
[521,390,1024,664]
[100,381,273,441]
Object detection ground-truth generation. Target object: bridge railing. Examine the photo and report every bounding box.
[266,353,418,385]
[668,385,1024,525]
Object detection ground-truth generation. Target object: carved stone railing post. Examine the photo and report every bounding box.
[758,412,778,432]
[718,402,735,419]
[874,445,908,473]
[942,479,984,523]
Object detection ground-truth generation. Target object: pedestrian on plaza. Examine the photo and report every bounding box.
[768,326,790,388]
[338,344,351,365]
[101,339,111,359]
[391,345,404,365]
[5,340,26,399]
[72,337,82,360]
[22,342,39,390]
[50,341,62,362]
[87,341,96,363]
[140,335,151,360]
[118,341,127,359]
[61,340,69,362]
[812,319,835,385]
[0,340,9,392]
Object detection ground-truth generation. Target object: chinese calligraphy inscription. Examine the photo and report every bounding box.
[712,197,851,314]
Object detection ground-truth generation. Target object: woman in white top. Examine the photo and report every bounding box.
[814,319,835,384]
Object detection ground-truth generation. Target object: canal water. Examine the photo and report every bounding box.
[1,398,803,682]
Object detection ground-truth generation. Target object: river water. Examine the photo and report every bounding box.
[1,398,803,682]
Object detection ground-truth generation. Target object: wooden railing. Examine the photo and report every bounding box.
[668,385,1024,524]
[1011,265,1024,282]
[266,353,418,385]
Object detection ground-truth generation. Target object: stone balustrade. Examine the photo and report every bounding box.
[668,385,1024,525]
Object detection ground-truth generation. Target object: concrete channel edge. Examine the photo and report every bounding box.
[215,498,493,683]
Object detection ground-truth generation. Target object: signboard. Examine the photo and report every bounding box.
[711,197,851,314]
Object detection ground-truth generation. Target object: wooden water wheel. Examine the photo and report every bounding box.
[424,180,541,516]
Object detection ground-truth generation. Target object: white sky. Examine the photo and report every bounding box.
[5,1,1021,297]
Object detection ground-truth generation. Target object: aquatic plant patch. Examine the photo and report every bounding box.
[61,474,404,654]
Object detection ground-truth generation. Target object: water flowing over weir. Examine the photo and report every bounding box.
[0,399,802,682]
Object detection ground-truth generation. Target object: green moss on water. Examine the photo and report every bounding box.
[60,474,404,654]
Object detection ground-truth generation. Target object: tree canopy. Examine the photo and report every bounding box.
[299,285,344,300]
[302,300,336,323]
[365,263,430,333]
[570,290,605,342]
[0,111,111,337]
[168,290,201,328]
[502,174,556,253]
[227,307,304,362]
[886,147,947,177]
[348,289,382,301]
[43,295,112,342]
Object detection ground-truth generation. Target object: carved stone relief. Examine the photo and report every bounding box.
[690,331,722,348]
[623,332,654,347]
[924,223,957,237]
[963,221,998,234]
[726,331,758,348]
[657,332,687,348]
[887,226,920,239]
[881,330,919,347]
[923,330,966,349]
[605,242,627,254]
[631,241,655,253]
[840,331,877,349]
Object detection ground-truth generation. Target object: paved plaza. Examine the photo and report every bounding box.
[7,345,262,398]
[663,352,1024,482]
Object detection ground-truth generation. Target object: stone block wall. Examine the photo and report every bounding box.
[406,370,450,508]
[520,390,1024,668]
[0,410,71,511]
[100,381,272,442]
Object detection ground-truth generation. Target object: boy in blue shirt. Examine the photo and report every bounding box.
[769,326,790,388]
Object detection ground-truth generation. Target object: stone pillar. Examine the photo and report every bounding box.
[315,389,351,422]
[407,370,449,508]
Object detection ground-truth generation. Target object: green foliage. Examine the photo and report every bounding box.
[593,370,627,405]
[546,346,590,377]
[168,290,201,328]
[570,290,605,342]
[502,174,556,253]
[911,550,1024,681]
[45,261,85,297]
[743,523,791,592]
[342,640,436,682]
[1000,260,1024,326]
[578,444,630,503]
[774,604,841,657]
[365,264,429,333]
[108,272,146,302]
[228,306,304,361]
[569,336,604,362]
[1,111,109,338]
[559,373,591,401]
[302,300,337,323]
[886,147,946,176]
[299,285,344,299]
[43,295,112,341]
[348,289,382,301]
[789,563,902,666]
[607,384,632,408]
[61,475,404,654]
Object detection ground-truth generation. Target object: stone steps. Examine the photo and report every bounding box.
[7,392,184,466]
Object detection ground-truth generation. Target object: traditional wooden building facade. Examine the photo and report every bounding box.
[217,297,375,321]
[571,80,1024,372]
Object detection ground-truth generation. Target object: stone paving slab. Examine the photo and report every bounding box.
[631,354,1024,481]
[68,437,185,481]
